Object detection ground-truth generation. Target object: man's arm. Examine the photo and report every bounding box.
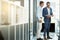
[37,7,42,23]
[42,8,46,17]
[51,8,54,17]
[37,7,42,20]
[37,7,39,19]
[47,8,53,18]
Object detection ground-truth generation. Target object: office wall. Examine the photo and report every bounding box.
[0,0,2,24]
[0,0,29,40]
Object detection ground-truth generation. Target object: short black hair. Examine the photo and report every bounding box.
[46,2,50,4]
[39,1,44,5]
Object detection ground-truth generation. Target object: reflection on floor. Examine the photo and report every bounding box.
[30,32,58,40]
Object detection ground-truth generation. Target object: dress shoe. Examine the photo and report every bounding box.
[37,38,43,40]
[44,37,47,40]
[47,36,52,39]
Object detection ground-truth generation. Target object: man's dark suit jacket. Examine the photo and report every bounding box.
[42,7,53,22]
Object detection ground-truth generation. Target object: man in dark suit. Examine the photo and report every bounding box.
[42,2,53,39]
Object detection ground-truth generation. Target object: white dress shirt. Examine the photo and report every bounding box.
[47,8,50,15]
[37,6,43,20]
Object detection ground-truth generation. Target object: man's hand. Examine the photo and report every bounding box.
[40,17,42,19]
[47,15,51,18]
[39,19,42,23]
[52,15,54,17]
[38,17,42,23]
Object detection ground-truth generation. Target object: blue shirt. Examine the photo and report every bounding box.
[37,6,43,20]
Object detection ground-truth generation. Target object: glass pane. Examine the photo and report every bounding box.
[10,26,14,40]
[10,4,16,25]
[1,1,9,25]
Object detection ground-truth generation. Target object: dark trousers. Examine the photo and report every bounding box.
[44,20,51,37]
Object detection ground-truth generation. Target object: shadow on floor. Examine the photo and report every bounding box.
[0,31,4,40]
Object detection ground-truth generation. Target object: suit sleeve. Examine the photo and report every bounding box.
[42,8,46,17]
[51,8,53,15]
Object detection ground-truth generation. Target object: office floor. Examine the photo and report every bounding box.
[0,25,59,40]
[30,32,58,40]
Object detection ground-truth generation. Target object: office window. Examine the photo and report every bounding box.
[16,6,24,24]
[10,4,16,25]
[1,1,9,25]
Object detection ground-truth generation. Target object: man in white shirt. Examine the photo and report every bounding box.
[37,1,44,40]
